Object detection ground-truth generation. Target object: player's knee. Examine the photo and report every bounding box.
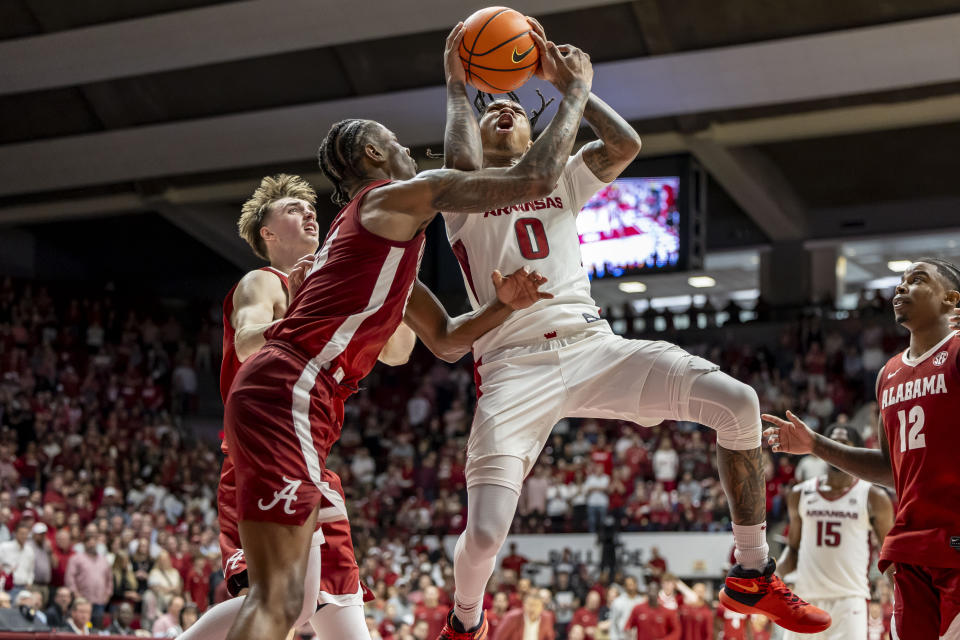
[690,372,761,450]
[466,519,509,558]
[249,571,306,629]
[718,379,761,449]
[725,379,760,419]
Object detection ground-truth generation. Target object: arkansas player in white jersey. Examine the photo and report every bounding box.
[766,258,960,640]
[778,425,894,640]
[436,19,829,640]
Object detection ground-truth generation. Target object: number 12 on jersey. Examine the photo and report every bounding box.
[514,218,550,259]
[897,405,926,452]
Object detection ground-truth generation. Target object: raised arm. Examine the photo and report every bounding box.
[403,268,552,362]
[365,40,592,219]
[442,23,483,171]
[580,94,642,181]
[762,410,895,488]
[232,270,287,362]
[776,487,803,577]
[525,19,641,183]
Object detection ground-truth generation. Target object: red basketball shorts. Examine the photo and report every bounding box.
[219,454,371,603]
[891,563,960,639]
[224,341,347,528]
[220,341,371,603]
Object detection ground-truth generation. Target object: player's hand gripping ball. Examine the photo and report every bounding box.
[459,7,540,93]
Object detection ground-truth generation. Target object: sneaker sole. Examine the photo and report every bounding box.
[719,589,831,633]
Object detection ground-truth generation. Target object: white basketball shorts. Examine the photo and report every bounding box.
[466,322,718,493]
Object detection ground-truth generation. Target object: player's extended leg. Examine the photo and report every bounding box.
[177,540,325,640]
[560,333,831,633]
[225,508,322,640]
[445,456,527,637]
[309,604,370,640]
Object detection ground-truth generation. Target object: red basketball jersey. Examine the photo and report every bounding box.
[265,180,424,388]
[220,266,289,403]
[877,330,960,570]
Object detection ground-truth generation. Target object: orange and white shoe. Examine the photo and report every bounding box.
[720,558,831,633]
[436,609,488,640]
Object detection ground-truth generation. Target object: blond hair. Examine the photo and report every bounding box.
[239,174,317,260]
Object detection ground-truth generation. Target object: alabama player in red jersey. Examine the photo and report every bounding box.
[181,174,415,640]
[220,28,595,640]
[765,258,960,639]
[776,425,894,640]
[437,19,829,639]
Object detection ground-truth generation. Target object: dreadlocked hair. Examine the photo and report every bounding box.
[318,119,372,207]
[473,89,556,130]
[238,174,316,260]
[915,257,960,292]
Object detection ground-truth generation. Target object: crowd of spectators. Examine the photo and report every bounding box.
[0,275,903,638]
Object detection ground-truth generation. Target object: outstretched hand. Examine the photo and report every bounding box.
[492,267,554,310]
[526,16,592,92]
[444,22,467,85]
[287,254,316,300]
[761,410,816,455]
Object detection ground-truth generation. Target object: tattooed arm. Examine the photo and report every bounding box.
[580,94,642,182]
[442,23,483,171]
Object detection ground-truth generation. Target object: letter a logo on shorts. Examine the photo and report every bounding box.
[225,549,244,572]
[258,476,303,515]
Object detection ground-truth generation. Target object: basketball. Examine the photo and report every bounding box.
[459,6,540,94]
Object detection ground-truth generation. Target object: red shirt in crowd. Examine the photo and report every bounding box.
[501,553,529,574]
[571,607,599,637]
[679,603,713,640]
[716,604,750,640]
[414,603,448,639]
[50,545,74,588]
[184,562,211,612]
[590,447,614,476]
[625,603,680,640]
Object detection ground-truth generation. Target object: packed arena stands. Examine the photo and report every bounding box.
[0,276,900,638]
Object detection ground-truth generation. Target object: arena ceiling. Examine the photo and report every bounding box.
[2,0,960,275]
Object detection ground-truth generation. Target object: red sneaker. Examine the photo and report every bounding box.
[720,558,831,633]
[436,609,488,640]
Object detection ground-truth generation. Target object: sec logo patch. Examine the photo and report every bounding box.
[934,351,949,366]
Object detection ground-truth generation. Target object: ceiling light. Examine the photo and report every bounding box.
[887,260,912,272]
[687,276,716,288]
[618,281,646,293]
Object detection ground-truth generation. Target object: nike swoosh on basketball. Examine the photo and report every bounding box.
[887,368,902,378]
[727,579,760,593]
[512,44,535,63]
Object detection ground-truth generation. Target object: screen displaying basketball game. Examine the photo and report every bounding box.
[576,176,682,278]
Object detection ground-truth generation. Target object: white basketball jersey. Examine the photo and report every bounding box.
[443,150,609,358]
[794,477,873,600]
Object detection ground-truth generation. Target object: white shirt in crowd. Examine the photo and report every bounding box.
[0,537,35,586]
[583,473,610,508]
[653,448,679,483]
[609,592,646,640]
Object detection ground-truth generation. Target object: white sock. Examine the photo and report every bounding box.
[732,522,769,572]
